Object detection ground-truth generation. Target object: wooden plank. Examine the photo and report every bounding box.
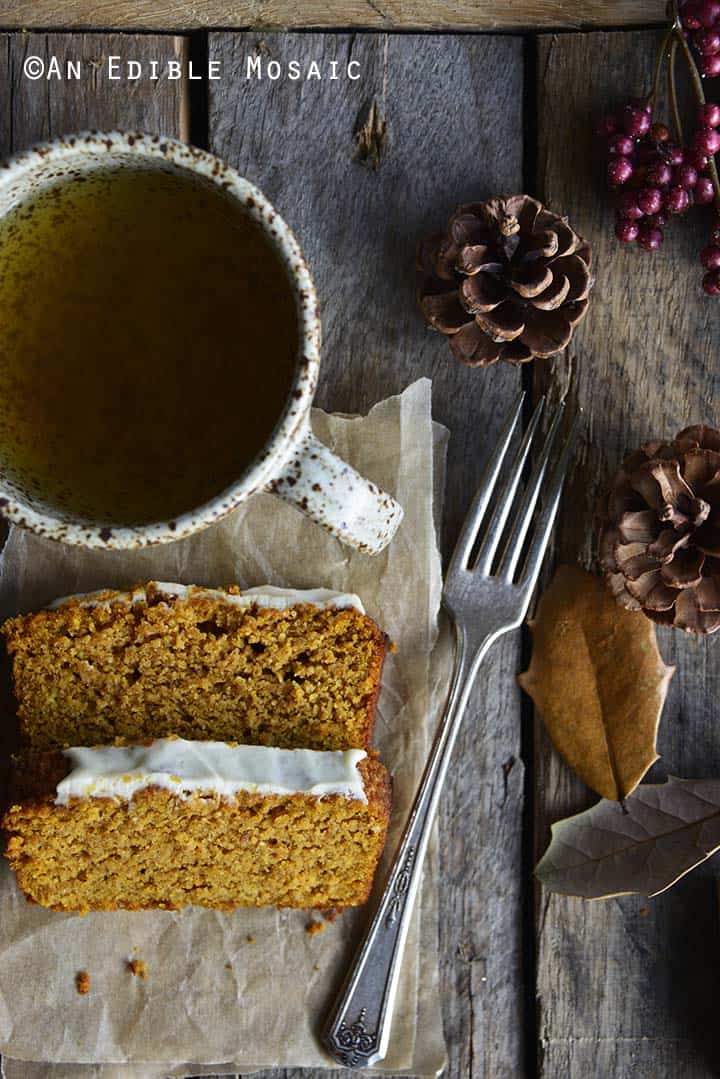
[0,26,196,1077]
[0,33,189,148]
[0,0,666,31]
[208,30,524,1078]
[535,30,720,1079]
[541,1039,719,1078]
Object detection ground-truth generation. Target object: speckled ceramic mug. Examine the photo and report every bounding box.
[0,131,403,554]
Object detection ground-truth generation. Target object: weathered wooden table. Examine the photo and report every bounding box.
[0,3,718,1076]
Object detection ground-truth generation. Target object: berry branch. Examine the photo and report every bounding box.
[650,25,676,109]
[671,2,720,200]
[668,37,684,145]
[599,0,720,293]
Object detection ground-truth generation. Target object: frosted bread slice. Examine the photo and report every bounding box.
[2,582,387,752]
[3,738,391,913]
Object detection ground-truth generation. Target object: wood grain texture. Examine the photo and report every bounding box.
[535,30,720,1079]
[0,27,200,1078]
[0,0,667,30]
[0,33,188,146]
[209,31,524,1078]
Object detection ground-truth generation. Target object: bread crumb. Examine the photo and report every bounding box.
[127,959,148,980]
[246,934,255,943]
[323,907,342,924]
[306,919,326,936]
[225,962,232,970]
[75,971,90,995]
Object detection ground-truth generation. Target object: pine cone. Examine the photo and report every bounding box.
[417,195,593,366]
[597,425,720,634]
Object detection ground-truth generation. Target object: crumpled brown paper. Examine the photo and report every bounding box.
[0,378,449,1079]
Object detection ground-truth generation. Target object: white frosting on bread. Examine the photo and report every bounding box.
[48,582,365,614]
[56,739,368,805]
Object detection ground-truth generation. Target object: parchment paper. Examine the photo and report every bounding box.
[0,378,449,1078]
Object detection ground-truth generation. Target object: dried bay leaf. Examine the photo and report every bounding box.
[536,777,720,899]
[519,565,674,801]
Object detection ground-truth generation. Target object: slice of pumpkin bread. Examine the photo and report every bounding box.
[3,739,391,913]
[2,582,387,752]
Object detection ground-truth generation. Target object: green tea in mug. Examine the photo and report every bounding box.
[0,166,298,524]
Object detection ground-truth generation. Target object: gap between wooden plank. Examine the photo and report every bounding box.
[519,28,541,1079]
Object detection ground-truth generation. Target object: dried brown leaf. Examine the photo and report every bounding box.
[519,565,674,801]
[536,777,720,899]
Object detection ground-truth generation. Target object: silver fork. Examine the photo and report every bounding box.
[323,391,578,1069]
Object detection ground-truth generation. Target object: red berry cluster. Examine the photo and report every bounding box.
[680,0,720,78]
[600,5,720,296]
[700,220,720,291]
[696,102,720,291]
[600,99,715,254]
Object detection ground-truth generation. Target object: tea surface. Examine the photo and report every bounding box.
[0,166,298,524]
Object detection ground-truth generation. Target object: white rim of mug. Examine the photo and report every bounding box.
[0,130,322,549]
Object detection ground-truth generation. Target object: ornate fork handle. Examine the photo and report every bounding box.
[323,622,492,1069]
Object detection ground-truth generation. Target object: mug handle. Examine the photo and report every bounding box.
[268,421,403,554]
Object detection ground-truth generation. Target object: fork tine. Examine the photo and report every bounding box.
[473,396,545,575]
[447,391,525,575]
[518,411,580,595]
[497,402,565,582]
